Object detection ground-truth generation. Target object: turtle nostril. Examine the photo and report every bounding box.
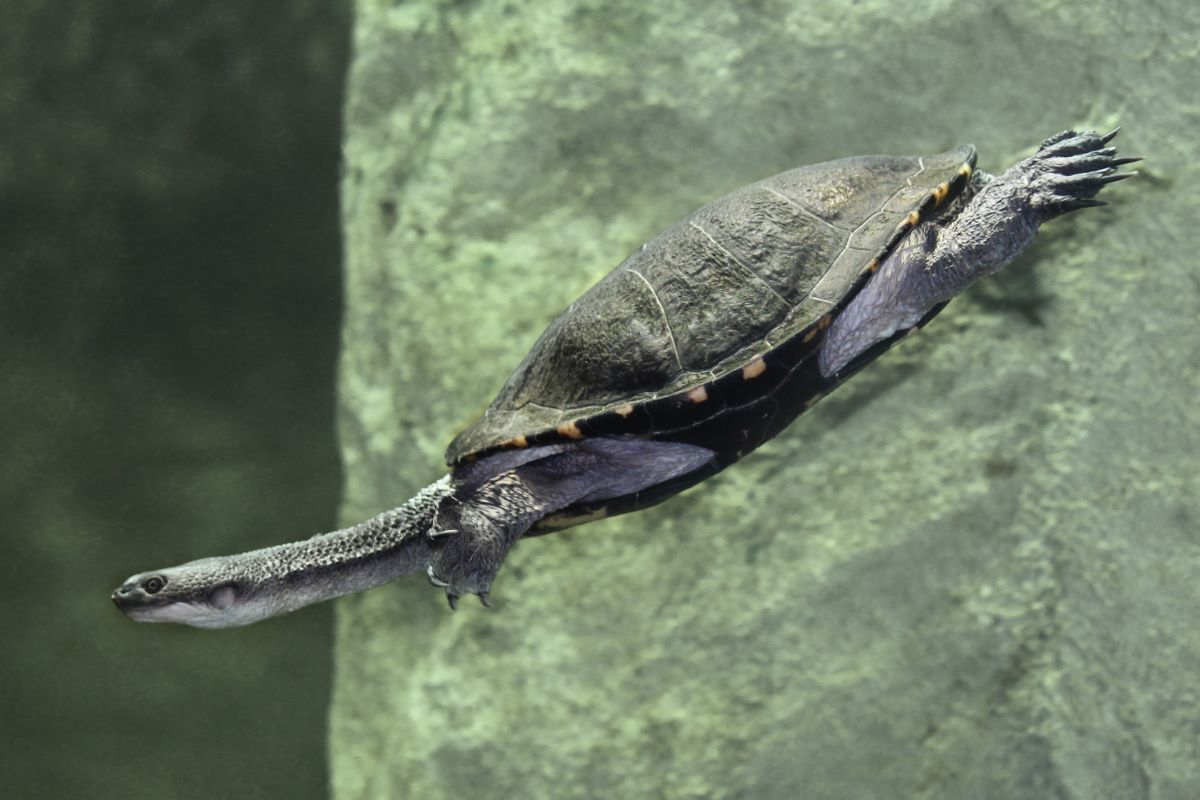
[112,583,139,608]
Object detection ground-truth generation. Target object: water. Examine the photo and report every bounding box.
[2,3,347,799]
[6,2,1196,799]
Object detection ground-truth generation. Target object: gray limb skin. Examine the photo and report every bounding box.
[112,438,712,625]
[819,129,1136,377]
[427,437,714,609]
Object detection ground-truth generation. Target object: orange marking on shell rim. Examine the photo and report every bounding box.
[499,435,528,449]
[557,421,584,439]
[615,403,635,418]
[539,507,609,530]
[687,386,709,403]
[802,314,834,343]
[905,210,921,227]
[742,356,767,380]
[866,257,881,273]
[959,163,973,179]
[932,182,950,204]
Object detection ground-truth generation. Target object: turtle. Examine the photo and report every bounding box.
[113,128,1135,627]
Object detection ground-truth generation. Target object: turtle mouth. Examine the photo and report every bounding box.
[115,604,166,622]
[112,590,212,625]
[111,584,173,615]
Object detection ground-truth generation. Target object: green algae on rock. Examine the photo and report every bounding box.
[332,1,1200,798]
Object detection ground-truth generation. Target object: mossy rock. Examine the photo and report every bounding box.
[332,2,1200,797]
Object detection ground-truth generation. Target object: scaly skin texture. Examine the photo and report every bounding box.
[427,437,714,608]
[819,130,1134,377]
[113,438,712,622]
[112,130,1133,627]
[112,478,450,627]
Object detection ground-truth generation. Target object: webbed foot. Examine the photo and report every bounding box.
[425,517,514,610]
[426,563,493,610]
[1023,128,1139,220]
[422,438,715,611]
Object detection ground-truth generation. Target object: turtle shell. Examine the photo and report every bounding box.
[447,145,976,522]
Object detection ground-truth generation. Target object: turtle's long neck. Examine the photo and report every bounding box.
[238,476,453,619]
[115,477,453,627]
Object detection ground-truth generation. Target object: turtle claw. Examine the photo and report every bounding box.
[424,503,514,610]
[1036,128,1129,161]
[1038,129,1097,157]
[1056,167,1134,194]
[426,557,496,610]
[1059,198,1107,214]
[1039,129,1080,150]
[1023,129,1136,220]
[426,564,450,588]
[442,590,490,610]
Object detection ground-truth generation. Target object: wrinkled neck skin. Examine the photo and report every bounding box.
[112,477,451,628]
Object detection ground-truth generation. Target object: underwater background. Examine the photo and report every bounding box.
[4,1,1198,799]
[3,2,347,798]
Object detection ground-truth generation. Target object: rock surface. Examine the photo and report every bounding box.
[332,2,1199,797]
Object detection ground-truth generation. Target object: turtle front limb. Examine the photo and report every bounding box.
[929,128,1134,280]
[819,129,1135,377]
[427,471,545,609]
[428,438,715,608]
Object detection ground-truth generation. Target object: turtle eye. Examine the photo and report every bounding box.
[143,576,166,594]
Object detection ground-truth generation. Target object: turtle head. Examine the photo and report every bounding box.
[112,557,261,628]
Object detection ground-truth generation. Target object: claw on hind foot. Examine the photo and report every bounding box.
[426,565,449,588]
[427,565,491,610]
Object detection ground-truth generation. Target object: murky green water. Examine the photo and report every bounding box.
[2,3,347,798]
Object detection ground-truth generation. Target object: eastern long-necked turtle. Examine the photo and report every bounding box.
[114,128,1135,626]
